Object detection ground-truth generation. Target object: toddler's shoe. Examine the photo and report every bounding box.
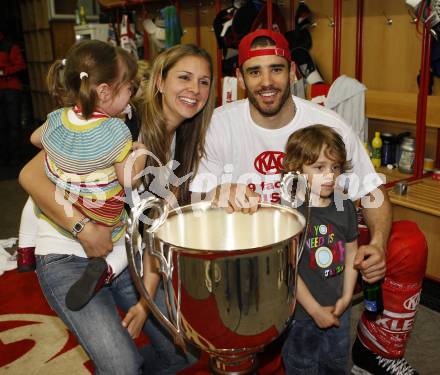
[65,258,113,311]
[17,247,36,272]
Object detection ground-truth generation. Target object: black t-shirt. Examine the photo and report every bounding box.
[295,196,358,320]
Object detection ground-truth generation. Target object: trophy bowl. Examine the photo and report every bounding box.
[126,198,306,374]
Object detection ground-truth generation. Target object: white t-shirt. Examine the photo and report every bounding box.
[191,96,383,202]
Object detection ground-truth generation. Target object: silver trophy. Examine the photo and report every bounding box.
[126,173,309,374]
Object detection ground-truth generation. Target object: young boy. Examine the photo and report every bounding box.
[281,124,359,374]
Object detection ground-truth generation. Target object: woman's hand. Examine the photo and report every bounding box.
[76,222,119,258]
[122,299,149,339]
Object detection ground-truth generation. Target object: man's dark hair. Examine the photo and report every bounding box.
[250,36,276,49]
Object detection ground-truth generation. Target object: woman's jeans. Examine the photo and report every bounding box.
[36,254,198,375]
[281,309,351,375]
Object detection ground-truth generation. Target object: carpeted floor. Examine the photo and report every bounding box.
[0,269,93,374]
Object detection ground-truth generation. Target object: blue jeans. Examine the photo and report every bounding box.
[281,309,351,375]
[36,254,198,375]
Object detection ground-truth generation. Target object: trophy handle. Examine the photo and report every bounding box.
[280,172,311,259]
[125,196,186,349]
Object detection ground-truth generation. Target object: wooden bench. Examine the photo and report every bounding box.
[387,177,440,281]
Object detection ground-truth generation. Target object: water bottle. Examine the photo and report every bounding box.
[381,133,396,166]
[363,280,384,320]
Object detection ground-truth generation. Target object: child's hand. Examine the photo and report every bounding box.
[131,142,147,167]
[122,299,149,339]
[333,295,352,318]
[311,305,340,329]
[132,141,147,151]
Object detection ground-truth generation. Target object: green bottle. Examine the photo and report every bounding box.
[363,280,384,320]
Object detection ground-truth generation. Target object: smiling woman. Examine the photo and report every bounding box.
[158,56,211,135]
[139,44,216,206]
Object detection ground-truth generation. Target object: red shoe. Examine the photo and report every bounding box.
[17,247,36,272]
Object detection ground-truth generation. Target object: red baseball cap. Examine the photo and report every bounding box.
[238,29,291,66]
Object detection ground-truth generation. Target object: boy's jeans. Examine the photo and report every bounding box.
[282,309,351,375]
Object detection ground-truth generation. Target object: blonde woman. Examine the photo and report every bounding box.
[19,44,215,375]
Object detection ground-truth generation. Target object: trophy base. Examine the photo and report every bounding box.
[209,354,258,375]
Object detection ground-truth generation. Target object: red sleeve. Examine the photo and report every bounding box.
[3,45,26,75]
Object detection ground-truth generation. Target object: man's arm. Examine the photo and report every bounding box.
[364,185,392,250]
[354,185,391,283]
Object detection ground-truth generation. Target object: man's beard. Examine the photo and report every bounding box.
[245,81,291,117]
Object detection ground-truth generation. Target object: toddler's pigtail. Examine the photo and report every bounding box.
[78,72,97,119]
[47,59,67,106]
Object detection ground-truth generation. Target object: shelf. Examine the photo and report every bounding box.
[387,177,440,217]
[366,90,440,129]
[375,166,412,184]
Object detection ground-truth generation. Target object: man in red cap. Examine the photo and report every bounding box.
[191,28,426,375]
